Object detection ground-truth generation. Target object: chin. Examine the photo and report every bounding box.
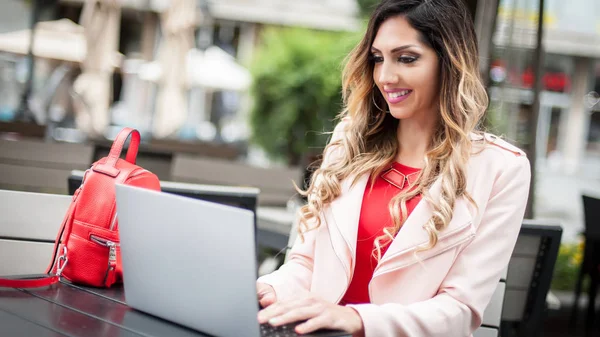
[388,107,414,120]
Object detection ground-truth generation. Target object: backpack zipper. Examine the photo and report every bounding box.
[109,212,118,231]
[90,235,118,265]
[90,234,119,248]
[90,234,118,286]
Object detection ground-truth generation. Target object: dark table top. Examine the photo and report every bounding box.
[0,281,213,337]
[0,281,351,337]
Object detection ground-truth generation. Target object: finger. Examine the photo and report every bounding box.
[258,302,285,324]
[256,283,271,294]
[257,288,271,297]
[257,286,271,299]
[259,292,276,308]
[258,298,314,324]
[295,314,336,335]
[267,304,322,327]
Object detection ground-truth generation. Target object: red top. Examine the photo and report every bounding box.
[340,162,422,305]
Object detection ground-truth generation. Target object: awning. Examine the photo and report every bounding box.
[139,46,251,92]
[0,18,122,65]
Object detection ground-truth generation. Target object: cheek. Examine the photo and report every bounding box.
[411,66,437,88]
[372,66,381,85]
[411,65,439,101]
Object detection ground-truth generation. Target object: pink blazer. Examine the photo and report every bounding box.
[258,121,531,337]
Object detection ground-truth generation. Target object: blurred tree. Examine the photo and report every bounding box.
[249,28,355,166]
[357,0,381,16]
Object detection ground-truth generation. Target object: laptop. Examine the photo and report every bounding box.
[114,184,350,337]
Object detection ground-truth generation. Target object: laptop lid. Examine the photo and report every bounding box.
[115,184,261,337]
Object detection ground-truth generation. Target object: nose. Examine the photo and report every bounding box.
[376,61,398,86]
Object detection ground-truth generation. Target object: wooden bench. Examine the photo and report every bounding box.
[0,190,70,276]
[0,138,93,194]
[171,153,303,207]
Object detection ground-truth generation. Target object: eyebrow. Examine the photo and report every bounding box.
[370,44,418,53]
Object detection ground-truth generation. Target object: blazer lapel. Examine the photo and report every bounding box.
[326,171,475,281]
[375,178,442,264]
[373,178,475,277]
[327,173,369,276]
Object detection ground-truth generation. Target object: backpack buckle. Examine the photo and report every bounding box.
[56,247,68,278]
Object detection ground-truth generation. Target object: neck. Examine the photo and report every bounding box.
[395,115,438,168]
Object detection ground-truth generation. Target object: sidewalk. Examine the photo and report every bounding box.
[535,160,600,244]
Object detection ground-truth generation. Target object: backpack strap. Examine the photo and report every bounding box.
[93,128,140,177]
[0,189,79,288]
[0,275,60,288]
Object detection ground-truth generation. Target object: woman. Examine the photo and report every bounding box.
[257,0,531,336]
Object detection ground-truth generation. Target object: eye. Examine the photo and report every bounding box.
[369,54,384,63]
[398,56,418,64]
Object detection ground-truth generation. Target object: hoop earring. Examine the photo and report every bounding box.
[372,92,389,113]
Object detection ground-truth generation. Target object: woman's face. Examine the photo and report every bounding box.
[371,15,440,121]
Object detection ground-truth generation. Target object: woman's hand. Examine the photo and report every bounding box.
[257,294,364,336]
[257,282,277,308]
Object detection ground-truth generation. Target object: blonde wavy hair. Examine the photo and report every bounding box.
[296,0,488,260]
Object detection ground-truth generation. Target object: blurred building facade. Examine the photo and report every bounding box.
[3,0,597,156]
[51,0,359,144]
[489,0,600,178]
[488,0,600,242]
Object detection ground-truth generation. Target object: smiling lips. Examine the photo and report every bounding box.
[385,89,413,104]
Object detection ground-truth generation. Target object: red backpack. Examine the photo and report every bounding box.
[0,127,161,288]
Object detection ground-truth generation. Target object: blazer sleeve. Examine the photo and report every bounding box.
[348,153,531,337]
[257,119,348,301]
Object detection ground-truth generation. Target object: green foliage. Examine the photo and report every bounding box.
[249,27,357,165]
[551,239,586,292]
[357,0,381,16]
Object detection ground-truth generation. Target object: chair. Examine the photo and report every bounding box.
[170,154,302,251]
[0,138,93,194]
[0,190,70,276]
[171,153,303,208]
[68,170,259,213]
[476,279,506,337]
[570,194,600,334]
[501,220,563,337]
[68,170,294,252]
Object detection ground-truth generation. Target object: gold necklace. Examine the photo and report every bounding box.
[381,166,420,190]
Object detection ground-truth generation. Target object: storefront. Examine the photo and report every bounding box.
[489,0,600,177]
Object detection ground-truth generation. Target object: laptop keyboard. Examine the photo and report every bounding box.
[260,322,300,337]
